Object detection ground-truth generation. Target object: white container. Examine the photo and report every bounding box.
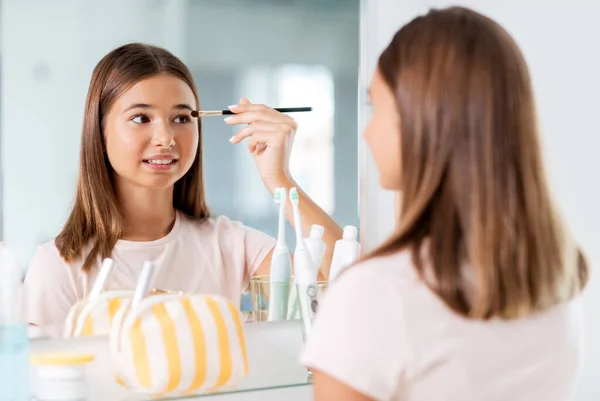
[304,224,326,279]
[31,352,94,401]
[328,225,361,283]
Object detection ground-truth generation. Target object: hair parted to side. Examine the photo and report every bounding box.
[55,43,209,273]
[370,7,588,319]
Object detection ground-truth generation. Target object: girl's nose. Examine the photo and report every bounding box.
[151,122,175,148]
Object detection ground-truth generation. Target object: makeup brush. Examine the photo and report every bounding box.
[191,107,312,118]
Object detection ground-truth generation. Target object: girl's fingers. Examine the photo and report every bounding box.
[229,123,295,146]
[246,136,268,155]
[240,129,290,152]
[224,110,295,127]
[228,122,276,144]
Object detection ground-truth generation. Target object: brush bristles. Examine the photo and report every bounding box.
[274,187,284,203]
[290,188,299,201]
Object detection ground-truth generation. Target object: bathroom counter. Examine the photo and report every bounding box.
[29,320,312,400]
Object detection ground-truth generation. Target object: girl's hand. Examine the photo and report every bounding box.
[226,97,297,191]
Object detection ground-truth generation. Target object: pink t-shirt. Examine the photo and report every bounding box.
[301,249,584,401]
[23,211,276,329]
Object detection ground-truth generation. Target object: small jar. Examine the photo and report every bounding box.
[30,352,94,401]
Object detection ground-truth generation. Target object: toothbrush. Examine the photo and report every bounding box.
[268,187,292,321]
[289,187,319,339]
[131,261,155,311]
[88,258,116,299]
[289,188,315,283]
[286,285,300,320]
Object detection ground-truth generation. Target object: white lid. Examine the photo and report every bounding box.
[309,224,325,239]
[342,225,358,240]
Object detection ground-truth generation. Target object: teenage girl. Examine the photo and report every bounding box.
[301,7,588,401]
[24,43,342,329]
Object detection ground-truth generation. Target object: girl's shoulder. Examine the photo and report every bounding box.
[30,239,85,276]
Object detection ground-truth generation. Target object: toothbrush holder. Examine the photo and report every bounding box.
[249,275,328,322]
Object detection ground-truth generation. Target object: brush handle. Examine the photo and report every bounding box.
[229,107,312,114]
[297,283,319,341]
[287,284,300,320]
[268,283,290,321]
[192,107,312,118]
[131,261,155,311]
[88,258,115,299]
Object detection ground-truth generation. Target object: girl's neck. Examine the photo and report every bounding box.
[117,182,176,242]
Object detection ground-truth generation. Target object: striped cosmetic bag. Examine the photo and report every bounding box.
[63,258,132,338]
[62,258,180,338]
[63,290,133,338]
[63,288,182,338]
[109,291,249,395]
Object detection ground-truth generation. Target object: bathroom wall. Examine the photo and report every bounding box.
[361,0,600,399]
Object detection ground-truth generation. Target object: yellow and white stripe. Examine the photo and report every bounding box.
[64,290,133,338]
[110,294,248,396]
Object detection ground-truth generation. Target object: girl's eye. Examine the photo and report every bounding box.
[131,114,151,124]
[173,115,191,124]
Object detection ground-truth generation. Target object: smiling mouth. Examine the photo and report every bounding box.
[143,159,177,165]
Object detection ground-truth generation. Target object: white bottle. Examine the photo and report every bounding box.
[305,224,326,280]
[328,226,361,283]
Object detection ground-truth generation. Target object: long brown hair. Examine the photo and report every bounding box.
[370,7,588,319]
[56,43,209,272]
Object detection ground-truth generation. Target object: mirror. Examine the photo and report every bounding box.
[1,0,360,396]
[2,0,360,256]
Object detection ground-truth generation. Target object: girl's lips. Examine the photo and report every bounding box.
[142,159,178,170]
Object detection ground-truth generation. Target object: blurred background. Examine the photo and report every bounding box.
[0,0,360,264]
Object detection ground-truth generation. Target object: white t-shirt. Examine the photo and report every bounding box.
[301,249,584,401]
[24,211,276,330]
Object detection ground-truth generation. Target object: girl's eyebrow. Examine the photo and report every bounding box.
[173,104,193,112]
[123,103,153,114]
[122,103,194,114]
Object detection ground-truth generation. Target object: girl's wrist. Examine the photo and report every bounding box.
[262,173,296,194]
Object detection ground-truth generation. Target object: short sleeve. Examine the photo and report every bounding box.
[242,225,276,289]
[23,243,79,329]
[300,266,409,401]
